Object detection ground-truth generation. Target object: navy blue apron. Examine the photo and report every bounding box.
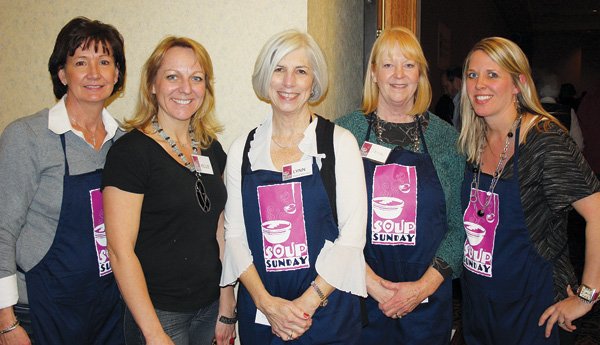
[359,115,452,345]
[25,134,124,345]
[460,124,558,344]
[236,128,361,345]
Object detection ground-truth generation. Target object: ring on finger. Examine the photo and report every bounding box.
[396,312,402,319]
[559,321,565,326]
[288,331,294,340]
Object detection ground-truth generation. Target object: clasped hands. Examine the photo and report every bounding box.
[258,293,318,341]
[370,279,428,319]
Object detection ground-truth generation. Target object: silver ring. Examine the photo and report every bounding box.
[559,321,565,326]
[288,331,293,340]
[396,312,402,319]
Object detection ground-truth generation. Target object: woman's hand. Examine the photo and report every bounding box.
[368,278,395,305]
[0,325,31,345]
[378,267,443,318]
[214,285,236,345]
[259,295,311,341]
[538,285,592,338]
[214,320,235,345]
[379,280,427,318]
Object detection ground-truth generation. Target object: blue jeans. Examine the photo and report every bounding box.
[124,300,218,345]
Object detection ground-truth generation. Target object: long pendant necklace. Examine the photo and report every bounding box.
[470,114,522,217]
[152,117,211,213]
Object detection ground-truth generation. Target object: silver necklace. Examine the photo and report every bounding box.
[152,117,198,171]
[152,117,211,212]
[271,135,301,149]
[70,117,99,146]
[470,114,522,217]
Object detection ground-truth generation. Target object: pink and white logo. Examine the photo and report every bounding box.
[371,164,418,246]
[463,188,499,277]
[90,188,111,277]
[257,182,309,272]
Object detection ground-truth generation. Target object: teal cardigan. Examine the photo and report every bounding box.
[336,110,466,279]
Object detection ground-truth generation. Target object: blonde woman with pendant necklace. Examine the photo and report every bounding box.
[103,37,235,345]
[457,36,600,345]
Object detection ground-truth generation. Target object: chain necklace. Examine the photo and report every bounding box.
[271,134,303,149]
[470,114,522,217]
[70,117,101,147]
[152,117,211,212]
[374,111,423,152]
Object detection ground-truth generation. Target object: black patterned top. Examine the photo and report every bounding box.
[486,121,600,301]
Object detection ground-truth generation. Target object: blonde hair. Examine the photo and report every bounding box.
[361,26,432,115]
[457,36,564,163]
[125,36,221,148]
[252,29,328,104]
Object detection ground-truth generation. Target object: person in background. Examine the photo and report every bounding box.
[458,36,600,345]
[558,83,581,112]
[102,37,235,345]
[336,26,465,345]
[435,66,462,128]
[536,71,584,150]
[221,29,367,344]
[434,77,454,124]
[0,17,126,344]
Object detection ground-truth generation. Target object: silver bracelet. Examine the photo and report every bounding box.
[0,319,19,335]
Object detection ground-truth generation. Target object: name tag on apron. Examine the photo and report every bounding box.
[282,159,312,181]
[361,141,391,164]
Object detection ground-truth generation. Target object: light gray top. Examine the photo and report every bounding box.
[0,97,122,306]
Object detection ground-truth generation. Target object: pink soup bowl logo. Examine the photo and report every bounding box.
[261,220,292,244]
[372,197,404,219]
[464,221,486,246]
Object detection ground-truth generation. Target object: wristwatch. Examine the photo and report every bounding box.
[577,284,599,304]
[310,281,328,307]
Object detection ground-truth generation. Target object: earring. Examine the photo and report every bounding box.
[514,95,522,114]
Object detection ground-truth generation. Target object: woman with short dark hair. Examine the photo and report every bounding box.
[0,16,126,344]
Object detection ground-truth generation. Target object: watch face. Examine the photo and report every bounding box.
[580,287,593,300]
[579,285,598,302]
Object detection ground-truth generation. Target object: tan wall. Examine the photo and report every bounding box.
[0,0,308,149]
[308,0,363,120]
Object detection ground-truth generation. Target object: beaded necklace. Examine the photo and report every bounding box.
[152,117,211,212]
[470,114,522,217]
[374,111,424,152]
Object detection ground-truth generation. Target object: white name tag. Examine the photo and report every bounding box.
[361,141,391,164]
[282,159,312,181]
[191,154,214,175]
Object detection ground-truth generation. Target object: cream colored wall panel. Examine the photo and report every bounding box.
[308,0,363,121]
[0,0,307,150]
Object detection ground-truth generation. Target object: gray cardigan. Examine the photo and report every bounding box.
[0,108,121,304]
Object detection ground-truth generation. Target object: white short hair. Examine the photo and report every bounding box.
[252,29,328,104]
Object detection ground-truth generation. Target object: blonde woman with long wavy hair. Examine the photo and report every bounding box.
[458,36,600,344]
[103,37,235,345]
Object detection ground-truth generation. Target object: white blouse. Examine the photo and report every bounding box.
[220,114,368,297]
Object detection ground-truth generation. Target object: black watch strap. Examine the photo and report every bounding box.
[218,315,237,324]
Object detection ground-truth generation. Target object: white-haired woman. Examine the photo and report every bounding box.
[220,30,368,344]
